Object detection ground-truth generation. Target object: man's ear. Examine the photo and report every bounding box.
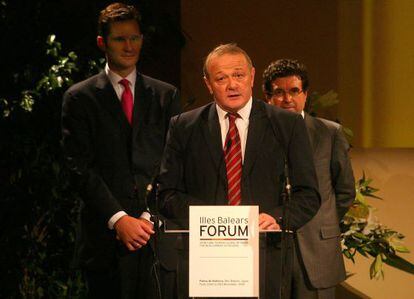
[250,67,255,87]
[97,36,106,51]
[203,76,213,95]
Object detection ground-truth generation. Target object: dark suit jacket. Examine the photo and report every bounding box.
[158,100,320,229]
[295,114,355,289]
[61,71,180,271]
[157,99,320,298]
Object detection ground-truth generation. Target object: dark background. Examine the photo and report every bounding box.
[0,1,181,297]
[0,0,182,94]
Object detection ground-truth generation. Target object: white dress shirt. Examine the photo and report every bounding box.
[216,98,252,163]
[105,64,137,102]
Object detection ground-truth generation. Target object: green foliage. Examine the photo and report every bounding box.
[0,35,103,298]
[307,90,339,114]
[341,173,414,279]
[307,90,354,140]
[0,1,180,296]
[0,0,5,20]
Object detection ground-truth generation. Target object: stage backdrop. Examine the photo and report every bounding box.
[180,0,414,148]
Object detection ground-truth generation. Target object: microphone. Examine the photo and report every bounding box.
[224,135,232,153]
[214,133,232,203]
[146,96,197,228]
[143,95,197,299]
[264,106,292,299]
[145,95,197,212]
[281,157,292,231]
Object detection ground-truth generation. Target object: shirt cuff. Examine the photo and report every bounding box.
[140,211,153,223]
[108,211,128,229]
[140,211,163,227]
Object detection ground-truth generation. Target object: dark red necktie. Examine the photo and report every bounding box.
[224,113,242,205]
[119,79,133,124]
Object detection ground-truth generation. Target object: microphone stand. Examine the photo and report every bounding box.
[280,157,292,299]
[264,107,293,299]
[146,182,163,299]
[145,96,197,299]
[214,136,232,204]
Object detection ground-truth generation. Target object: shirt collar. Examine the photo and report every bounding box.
[105,64,137,87]
[216,97,253,122]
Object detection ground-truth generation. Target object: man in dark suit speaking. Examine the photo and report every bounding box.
[158,44,320,298]
[61,3,180,298]
[263,59,355,299]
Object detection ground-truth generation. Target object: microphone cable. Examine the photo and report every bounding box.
[145,96,197,299]
[264,105,293,299]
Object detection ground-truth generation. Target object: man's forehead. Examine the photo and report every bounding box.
[211,52,247,63]
[108,20,141,34]
[214,65,245,72]
[209,54,249,70]
[272,75,303,86]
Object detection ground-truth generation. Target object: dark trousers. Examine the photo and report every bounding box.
[291,241,335,299]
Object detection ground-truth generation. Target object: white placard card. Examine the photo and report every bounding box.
[189,205,259,297]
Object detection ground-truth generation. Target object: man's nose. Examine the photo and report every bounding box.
[227,77,238,89]
[282,92,293,102]
[124,39,133,50]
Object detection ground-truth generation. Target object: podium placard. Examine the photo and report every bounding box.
[189,205,259,297]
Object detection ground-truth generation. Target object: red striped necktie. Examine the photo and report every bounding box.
[224,113,242,206]
[119,79,133,125]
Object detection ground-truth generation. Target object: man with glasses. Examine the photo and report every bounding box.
[62,3,180,298]
[263,59,355,299]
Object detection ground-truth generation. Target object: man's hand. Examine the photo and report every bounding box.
[259,213,280,231]
[114,215,155,251]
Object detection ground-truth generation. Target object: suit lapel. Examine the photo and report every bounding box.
[243,100,267,178]
[200,100,267,204]
[304,113,320,154]
[201,104,227,187]
[132,73,152,140]
[95,71,130,131]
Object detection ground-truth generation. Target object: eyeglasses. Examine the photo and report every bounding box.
[268,87,303,99]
